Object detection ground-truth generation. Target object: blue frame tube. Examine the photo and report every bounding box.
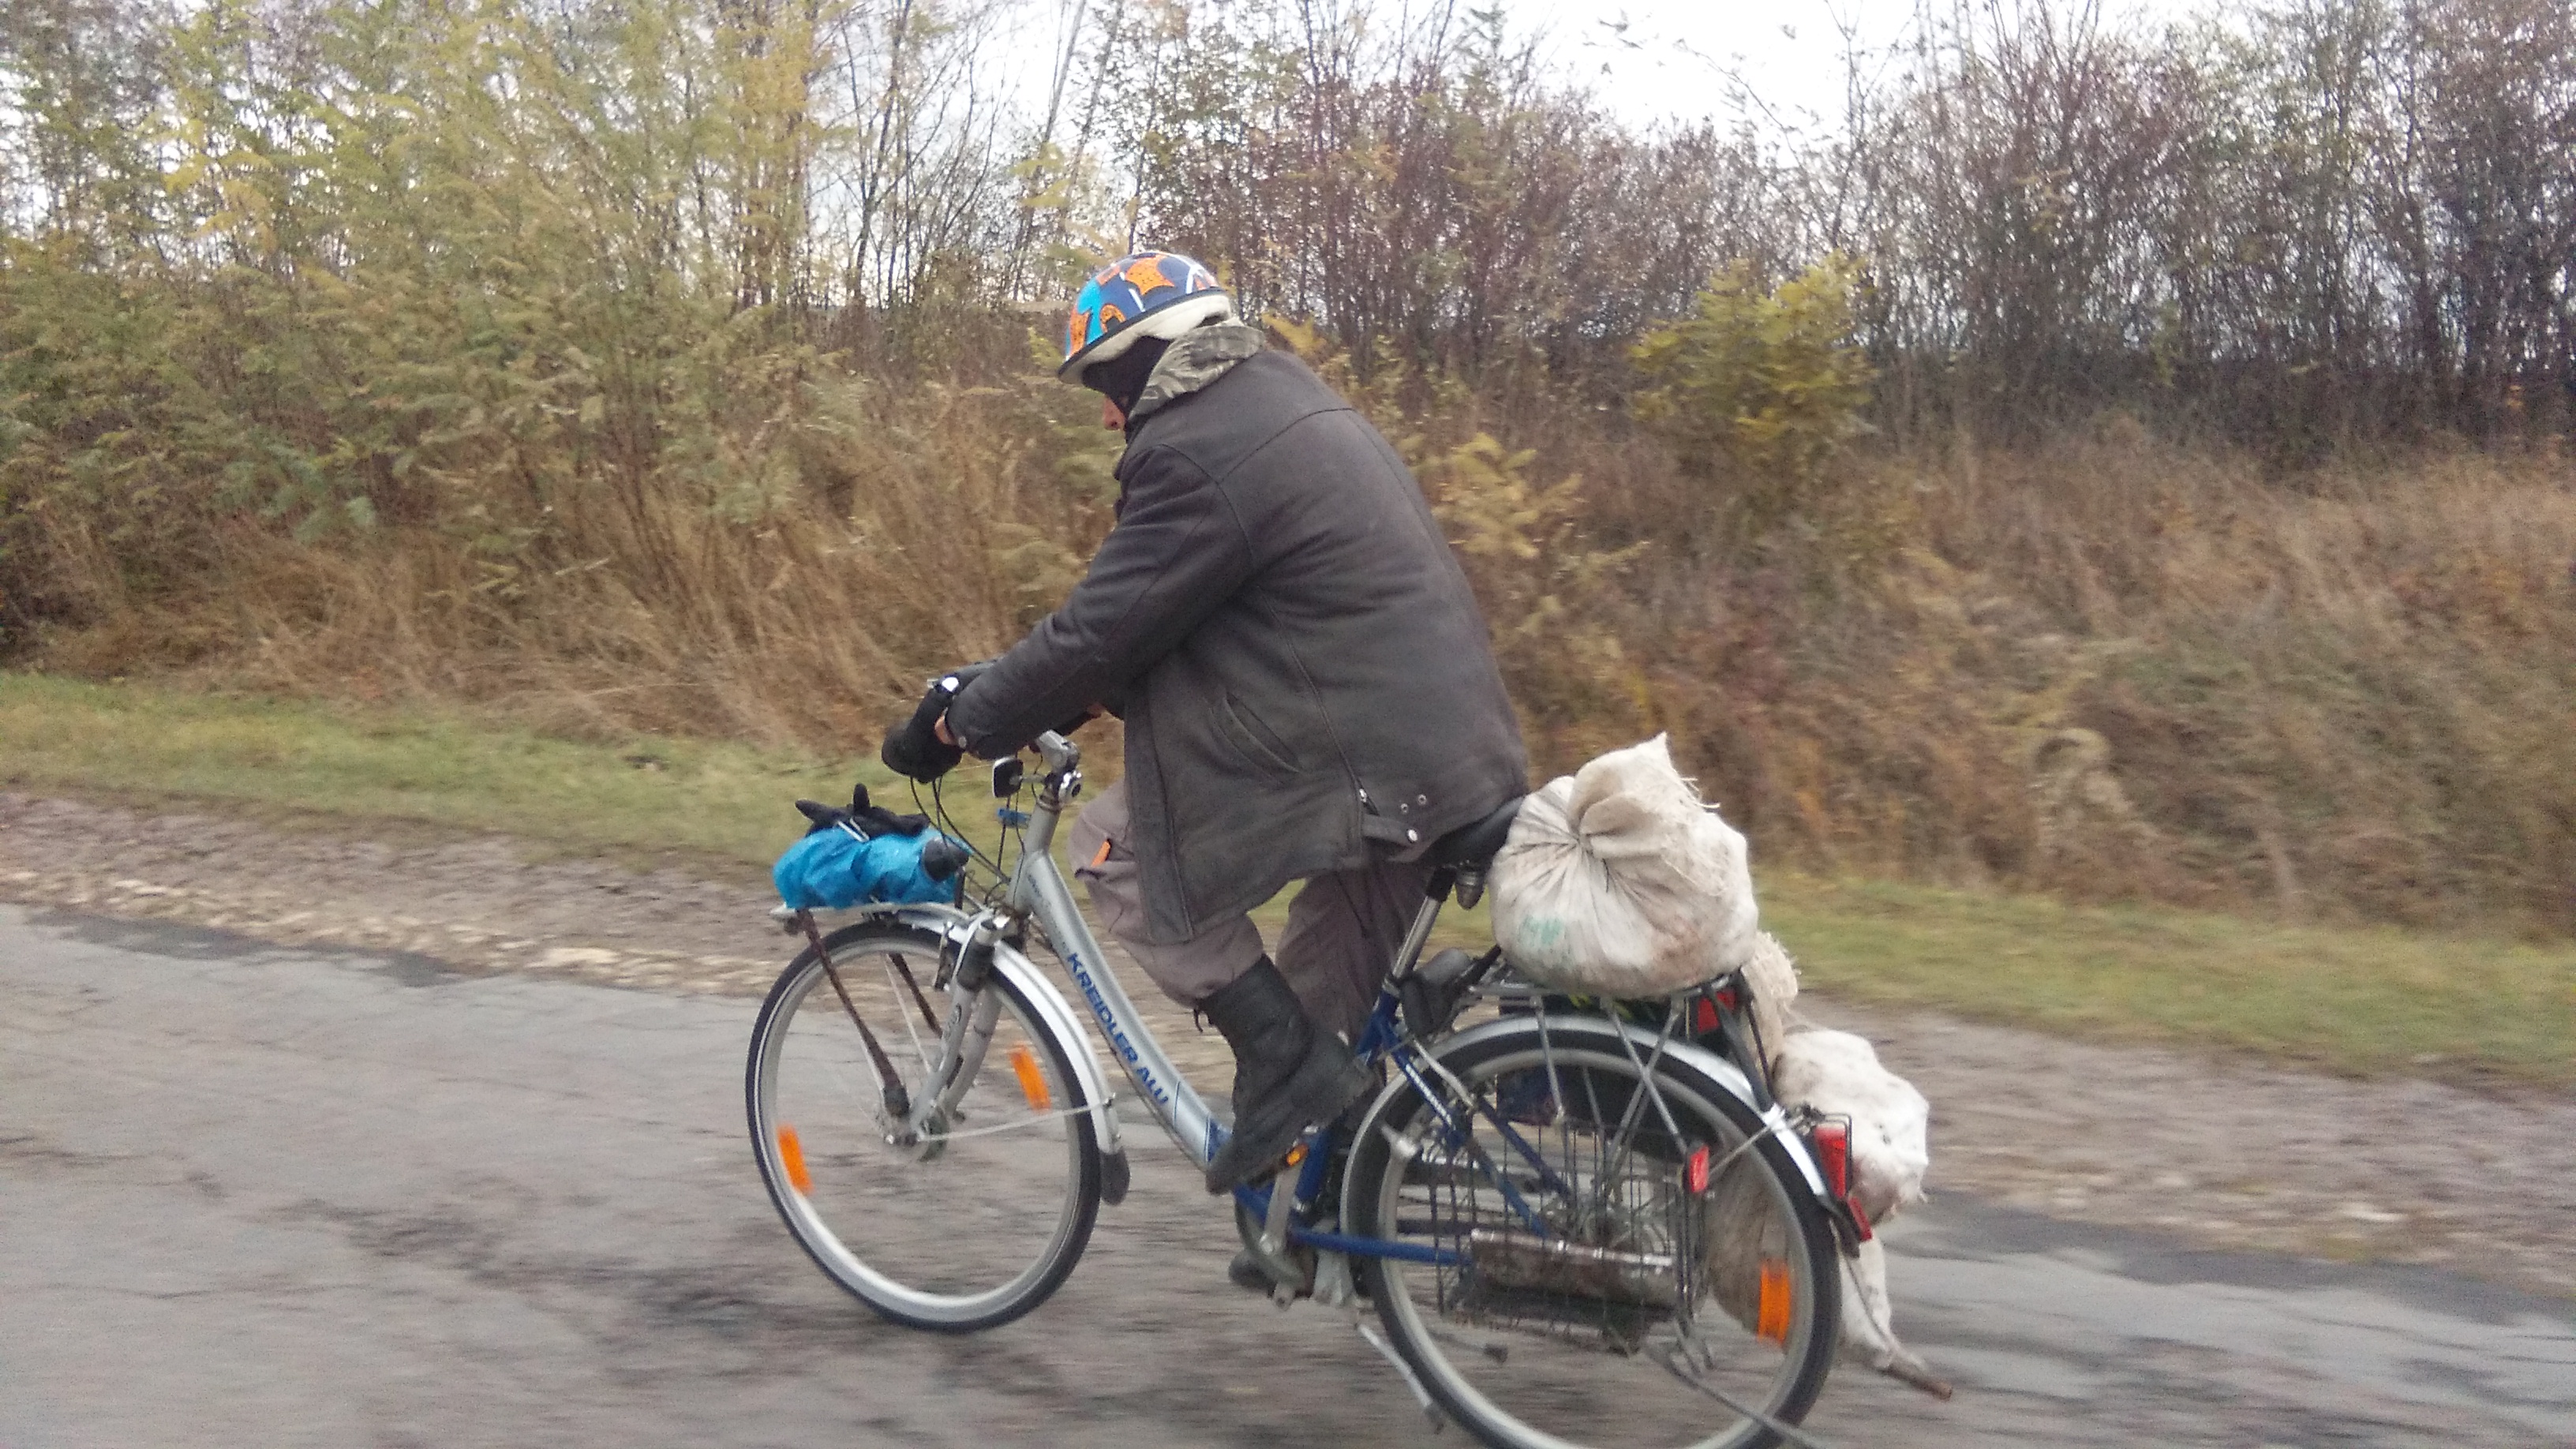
[1289,1226,1462,1265]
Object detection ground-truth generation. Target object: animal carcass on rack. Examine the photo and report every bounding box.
[1703,932,1949,1398]
[1769,1018,1946,1398]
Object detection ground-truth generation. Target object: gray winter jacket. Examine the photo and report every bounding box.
[947,327,1529,945]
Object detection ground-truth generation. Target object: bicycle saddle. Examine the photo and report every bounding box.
[1426,794,1525,868]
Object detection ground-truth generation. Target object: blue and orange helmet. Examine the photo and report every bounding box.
[1059,249,1234,381]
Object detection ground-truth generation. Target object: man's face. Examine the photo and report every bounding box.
[1102,395,1126,431]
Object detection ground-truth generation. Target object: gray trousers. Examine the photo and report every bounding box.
[1067,781,1432,1040]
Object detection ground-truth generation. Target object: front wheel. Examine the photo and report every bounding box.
[1345,1014,1842,1449]
[747,921,1102,1331]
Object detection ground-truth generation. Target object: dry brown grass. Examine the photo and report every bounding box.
[25,377,1118,751]
[1625,427,2576,931]
[11,359,2573,934]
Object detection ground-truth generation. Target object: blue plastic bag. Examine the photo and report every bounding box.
[773,825,965,910]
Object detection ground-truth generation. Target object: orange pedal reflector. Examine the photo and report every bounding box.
[777,1125,813,1195]
[1756,1259,1792,1345]
[1009,1043,1053,1111]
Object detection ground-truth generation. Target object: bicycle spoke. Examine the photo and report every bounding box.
[912,1109,1091,1144]
[882,957,937,1074]
[1646,1345,1831,1449]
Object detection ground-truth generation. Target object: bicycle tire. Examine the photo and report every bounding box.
[747,920,1102,1332]
[1344,1013,1842,1449]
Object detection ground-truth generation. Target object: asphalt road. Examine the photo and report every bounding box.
[5,904,2571,1448]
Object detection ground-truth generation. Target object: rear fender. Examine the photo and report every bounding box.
[1361,1011,1830,1203]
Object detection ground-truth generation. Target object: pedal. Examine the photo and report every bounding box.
[1232,1182,1311,1296]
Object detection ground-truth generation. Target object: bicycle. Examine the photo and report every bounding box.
[746,730,1866,1449]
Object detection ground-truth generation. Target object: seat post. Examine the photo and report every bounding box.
[1454,863,1489,910]
[1388,884,1448,983]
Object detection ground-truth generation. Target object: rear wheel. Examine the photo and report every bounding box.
[747,921,1101,1331]
[1345,1015,1841,1449]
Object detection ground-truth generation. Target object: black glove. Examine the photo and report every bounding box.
[878,665,992,783]
[794,783,933,837]
[880,683,963,782]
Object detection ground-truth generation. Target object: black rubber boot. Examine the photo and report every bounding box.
[1199,957,1370,1195]
[1226,1249,1274,1294]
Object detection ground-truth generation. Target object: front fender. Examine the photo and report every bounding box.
[1363,1011,1830,1203]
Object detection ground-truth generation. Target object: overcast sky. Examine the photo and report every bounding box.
[1518,0,1908,133]
[1508,0,2203,134]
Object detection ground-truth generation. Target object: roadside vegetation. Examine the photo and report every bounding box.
[2,0,2570,949]
[6,672,2571,1088]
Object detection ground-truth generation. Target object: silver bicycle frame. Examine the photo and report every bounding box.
[940,731,1828,1204]
[989,732,1225,1170]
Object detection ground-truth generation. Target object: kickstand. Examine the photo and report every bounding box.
[1356,1321,1447,1434]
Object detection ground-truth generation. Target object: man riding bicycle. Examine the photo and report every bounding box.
[881,249,1526,1194]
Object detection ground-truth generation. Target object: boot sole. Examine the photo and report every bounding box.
[1204,1053,1370,1194]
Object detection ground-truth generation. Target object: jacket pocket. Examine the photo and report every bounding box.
[1212,692,1301,782]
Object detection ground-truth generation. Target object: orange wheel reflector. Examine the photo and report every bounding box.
[1009,1043,1053,1111]
[1756,1259,1792,1345]
[777,1125,814,1195]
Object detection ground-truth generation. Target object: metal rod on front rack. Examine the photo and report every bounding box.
[799,910,912,1121]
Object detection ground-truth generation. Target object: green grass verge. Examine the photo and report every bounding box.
[1759,874,2574,1088]
[0,671,889,871]
[6,670,2570,1087]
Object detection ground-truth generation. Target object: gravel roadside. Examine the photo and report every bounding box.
[6,787,2570,1298]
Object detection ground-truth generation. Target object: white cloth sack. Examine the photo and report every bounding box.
[1488,735,1758,997]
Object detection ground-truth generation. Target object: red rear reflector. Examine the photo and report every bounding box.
[1692,998,1721,1034]
[1812,1121,1851,1201]
[1849,1197,1874,1242]
[1686,1144,1711,1194]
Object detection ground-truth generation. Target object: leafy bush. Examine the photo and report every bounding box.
[1631,256,1877,545]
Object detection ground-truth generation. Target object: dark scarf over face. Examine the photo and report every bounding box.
[1081,336,1171,417]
